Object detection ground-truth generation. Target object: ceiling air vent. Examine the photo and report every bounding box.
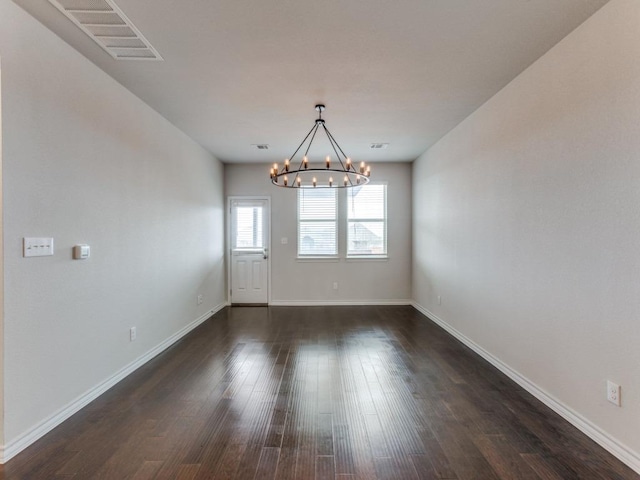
[253,144,270,150]
[48,0,163,61]
[370,143,389,149]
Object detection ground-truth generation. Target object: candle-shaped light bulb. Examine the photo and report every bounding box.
[270,168,274,178]
[346,157,352,170]
[284,175,288,186]
[344,175,348,186]
[312,177,317,187]
[366,165,371,177]
[273,162,278,171]
[326,155,331,169]
[357,175,361,185]
[360,161,365,174]
[329,177,333,187]
[296,177,301,187]
[285,158,290,172]
[303,156,309,169]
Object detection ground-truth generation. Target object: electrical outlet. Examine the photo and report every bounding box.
[333,282,338,290]
[130,327,137,342]
[437,295,442,305]
[607,380,621,406]
[197,294,203,305]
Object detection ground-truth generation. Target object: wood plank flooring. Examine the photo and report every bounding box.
[2,306,637,479]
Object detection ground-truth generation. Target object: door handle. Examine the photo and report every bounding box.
[263,248,268,259]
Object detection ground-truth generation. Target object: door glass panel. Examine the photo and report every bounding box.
[233,205,264,249]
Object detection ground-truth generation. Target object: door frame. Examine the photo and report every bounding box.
[226,196,271,305]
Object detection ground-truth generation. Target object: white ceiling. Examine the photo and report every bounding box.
[15,0,609,164]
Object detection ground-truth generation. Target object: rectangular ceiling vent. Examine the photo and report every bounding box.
[48,0,163,61]
[370,143,389,149]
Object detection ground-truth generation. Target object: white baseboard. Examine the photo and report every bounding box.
[0,303,226,464]
[411,302,640,475]
[268,299,413,306]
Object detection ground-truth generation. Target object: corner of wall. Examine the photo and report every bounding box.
[411,301,640,474]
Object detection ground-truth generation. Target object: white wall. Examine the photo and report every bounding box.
[412,0,640,469]
[0,0,226,456]
[225,163,412,304]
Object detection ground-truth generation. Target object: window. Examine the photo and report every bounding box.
[298,188,338,256]
[347,184,387,256]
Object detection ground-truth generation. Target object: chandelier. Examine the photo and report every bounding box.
[270,105,371,188]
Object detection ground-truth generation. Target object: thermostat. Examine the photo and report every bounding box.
[73,244,90,260]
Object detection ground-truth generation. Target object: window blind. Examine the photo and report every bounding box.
[298,188,337,256]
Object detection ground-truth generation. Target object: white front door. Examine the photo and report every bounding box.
[229,198,269,304]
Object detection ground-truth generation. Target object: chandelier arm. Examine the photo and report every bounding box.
[323,126,351,169]
[322,124,354,186]
[285,123,318,172]
[292,124,321,185]
[302,123,320,162]
[291,123,318,184]
[322,124,347,169]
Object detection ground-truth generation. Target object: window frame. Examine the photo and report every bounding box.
[297,188,339,258]
[346,183,388,258]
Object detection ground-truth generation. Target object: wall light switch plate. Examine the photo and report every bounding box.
[24,237,54,257]
[607,380,621,406]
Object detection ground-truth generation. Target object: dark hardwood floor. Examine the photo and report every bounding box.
[2,306,637,479]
